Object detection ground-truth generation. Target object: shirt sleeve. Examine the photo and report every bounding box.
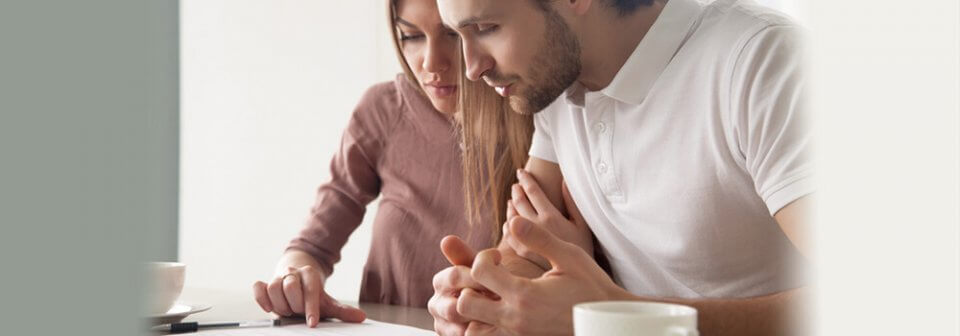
[286,83,397,276]
[529,110,559,163]
[729,24,815,215]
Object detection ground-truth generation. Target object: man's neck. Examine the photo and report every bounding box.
[577,0,668,91]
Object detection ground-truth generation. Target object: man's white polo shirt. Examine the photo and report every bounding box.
[529,0,813,298]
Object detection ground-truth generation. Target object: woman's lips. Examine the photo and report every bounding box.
[426,84,457,98]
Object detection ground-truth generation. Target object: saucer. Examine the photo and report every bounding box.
[149,303,212,325]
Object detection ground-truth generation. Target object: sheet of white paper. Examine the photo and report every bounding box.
[189,319,434,336]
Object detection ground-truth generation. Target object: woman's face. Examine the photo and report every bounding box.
[396,0,461,114]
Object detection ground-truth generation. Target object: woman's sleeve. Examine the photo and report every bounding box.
[286,83,400,277]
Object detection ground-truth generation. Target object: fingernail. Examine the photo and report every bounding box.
[516,169,523,179]
[307,315,316,327]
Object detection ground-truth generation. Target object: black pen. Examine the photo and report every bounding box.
[151,319,281,334]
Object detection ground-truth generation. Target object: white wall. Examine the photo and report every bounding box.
[180,0,402,301]
[180,0,806,302]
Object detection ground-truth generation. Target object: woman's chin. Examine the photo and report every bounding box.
[430,99,458,115]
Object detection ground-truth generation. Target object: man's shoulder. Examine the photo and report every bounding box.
[694,0,802,47]
[702,0,798,27]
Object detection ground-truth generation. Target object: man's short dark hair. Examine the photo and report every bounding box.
[604,0,655,15]
[533,0,655,16]
[603,0,653,15]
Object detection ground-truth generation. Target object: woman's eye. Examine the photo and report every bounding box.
[400,34,425,42]
[445,31,460,39]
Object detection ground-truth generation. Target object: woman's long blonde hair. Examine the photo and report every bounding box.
[387,0,534,245]
[458,74,534,244]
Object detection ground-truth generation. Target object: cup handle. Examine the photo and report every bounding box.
[666,326,699,336]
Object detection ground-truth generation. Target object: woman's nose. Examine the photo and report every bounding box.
[422,39,450,75]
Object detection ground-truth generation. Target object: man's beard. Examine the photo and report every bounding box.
[511,8,582,115]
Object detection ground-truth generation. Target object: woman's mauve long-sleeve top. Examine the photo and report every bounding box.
[287,75,493,307]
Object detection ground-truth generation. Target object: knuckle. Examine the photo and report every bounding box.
[448,267,462,285]
[427,296,441,317]
[282,278,299,292]
[468,264,484,280]
[455,295,470,316]
[445,301,460,320]
[430,295,451,318]
[433,269,447,291]
[267,279,283,292]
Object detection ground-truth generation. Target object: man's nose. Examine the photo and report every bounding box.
[461,40,492,82]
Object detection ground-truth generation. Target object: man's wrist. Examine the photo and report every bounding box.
[604,284,639,302]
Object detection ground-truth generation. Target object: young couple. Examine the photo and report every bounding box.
[253,1,813,335]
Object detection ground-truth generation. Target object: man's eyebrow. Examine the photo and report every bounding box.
[454,16,487,28]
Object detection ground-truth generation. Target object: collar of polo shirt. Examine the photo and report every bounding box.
[590,0,706,106]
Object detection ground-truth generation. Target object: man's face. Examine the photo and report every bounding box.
[438,0,581,114]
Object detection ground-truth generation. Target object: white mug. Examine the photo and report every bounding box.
[145,262,186,315]
[574,301,699,336]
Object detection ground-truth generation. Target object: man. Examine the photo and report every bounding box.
[430,0,813,335]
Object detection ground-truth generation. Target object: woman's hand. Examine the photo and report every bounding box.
[502,170,595,270]
[252,254,366,327]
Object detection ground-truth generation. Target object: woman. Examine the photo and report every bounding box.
[251,0,533,328]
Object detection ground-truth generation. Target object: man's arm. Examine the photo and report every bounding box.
[615,286,809,336]
[609,196,814,336]
[774,195,813,257]
[460,205,813,336]
[462,173,813,336]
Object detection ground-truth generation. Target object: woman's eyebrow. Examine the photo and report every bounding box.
[395,17,418,29]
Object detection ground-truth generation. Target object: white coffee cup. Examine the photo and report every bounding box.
[574,301,699,336]
[145,262,186,315]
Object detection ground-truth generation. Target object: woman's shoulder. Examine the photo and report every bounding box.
[348,76,405,134]
[356,75,427,116]
[352,74,436,134]
[356,77,401,111]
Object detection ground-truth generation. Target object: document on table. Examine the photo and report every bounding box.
[190,319,434,336]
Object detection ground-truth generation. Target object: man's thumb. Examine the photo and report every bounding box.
[508,217,578,270]
[440,235,475,266]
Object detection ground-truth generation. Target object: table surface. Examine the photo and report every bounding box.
[174,286,435,332]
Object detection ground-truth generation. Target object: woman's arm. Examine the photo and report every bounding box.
[497,157,596,273]
[521,157,567,217]
[272,249,325,279]
[253,83,400,326]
